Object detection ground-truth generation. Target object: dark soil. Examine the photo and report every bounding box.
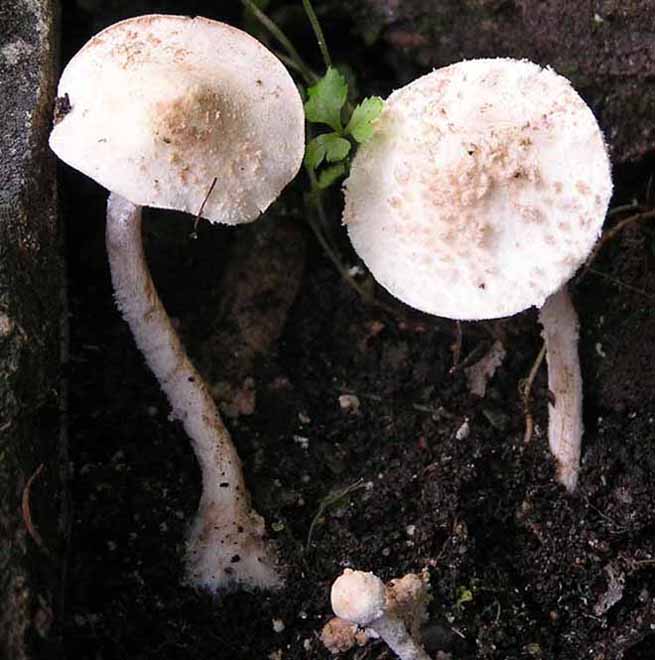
[60,2,655,659]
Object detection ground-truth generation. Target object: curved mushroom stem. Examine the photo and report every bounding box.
[105,192,281,592]
[539,285,583,493]
[370,615,431,660]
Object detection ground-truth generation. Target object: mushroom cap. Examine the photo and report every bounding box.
[344,58,612,320]
[331,569,386,626]
[49,14,305,225]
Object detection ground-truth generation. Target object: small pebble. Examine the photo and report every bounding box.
[348,265,364,277]
[455,419,470,440]
[338,394,360,413]
[293,435,309,450]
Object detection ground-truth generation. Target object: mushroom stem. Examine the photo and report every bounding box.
[370,615,431,660]
[539,285,583,492]
[105,192,281,592]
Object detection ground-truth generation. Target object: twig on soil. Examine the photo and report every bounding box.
[190,177,217,239]
[21,463,50,556]
[646,174,654,206]
[412,404,435,414]
[607,203,644,218]
[586,268,655,300]
[586,501,630,535]
[580,208,655,279]
[571,207,655,301]
[450,320,463,373]
[449,341,488,375]
[338,389,382,403]
[306,478,366,550]
[519,342,547,444]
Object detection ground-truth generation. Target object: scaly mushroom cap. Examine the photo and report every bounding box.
[331,569,386,626]
[50,14,305,224]
[344,58,612,320]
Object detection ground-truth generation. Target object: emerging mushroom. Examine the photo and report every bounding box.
[344,58,612,492]
[50,14,304,591]
[330,569,431,660]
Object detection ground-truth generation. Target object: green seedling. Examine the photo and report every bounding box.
[241,0,390,309]
[304,67,383,188]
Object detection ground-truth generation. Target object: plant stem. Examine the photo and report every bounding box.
[582,208,655,275]
[301,0,332,70]
[520,341,546,444]
[275,50,316,82]
[241,0,318,85]
[304,167,395,313]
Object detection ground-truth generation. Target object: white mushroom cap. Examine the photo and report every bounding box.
[50,14,305,225]
[331,569,386,626]
[344,58,612,320]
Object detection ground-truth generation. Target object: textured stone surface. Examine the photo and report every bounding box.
[344,0,655,163]
[0,0,64,658]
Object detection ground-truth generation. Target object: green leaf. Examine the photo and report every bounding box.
[323,134,351,162]
[304,67,348,132]
[317,162,347,189]
[345,96,385,143]
[304,134,351,169]
[455,586,474,609]
[304,137,326,170]
[304,133,351,170]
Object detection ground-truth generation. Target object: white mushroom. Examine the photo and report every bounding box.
[50,14,305,592]
[331,569,431,660]
[344,58,612,491]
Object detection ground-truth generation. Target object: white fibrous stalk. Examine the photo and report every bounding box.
[105,192,281,591]
[539,285,583,492]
